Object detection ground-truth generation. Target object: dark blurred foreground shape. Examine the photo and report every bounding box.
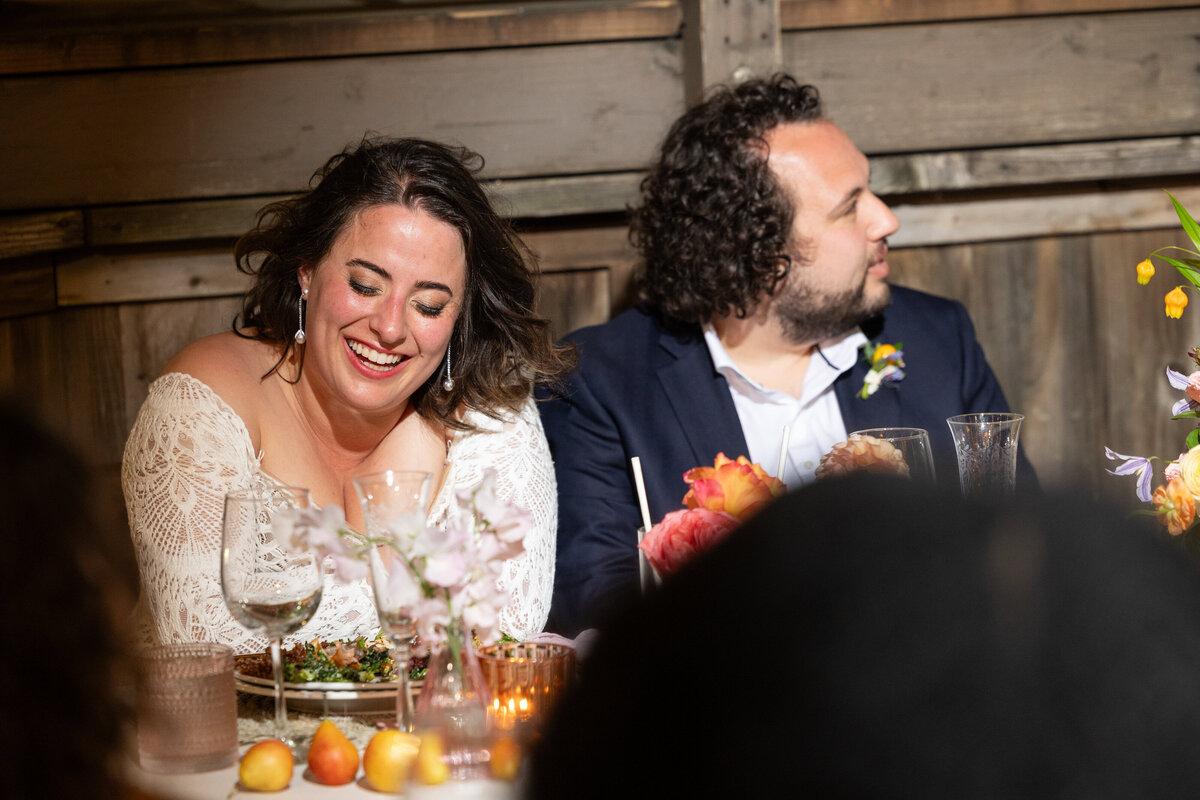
[0,398,141,800]
[529,476,1200,798]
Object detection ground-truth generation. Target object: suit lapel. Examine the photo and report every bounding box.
[656,326,750,463]
[835,329,902,433]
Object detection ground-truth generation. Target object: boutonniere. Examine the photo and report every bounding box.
[858,341,906,399]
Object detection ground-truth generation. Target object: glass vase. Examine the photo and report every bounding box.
[413,622,492,781]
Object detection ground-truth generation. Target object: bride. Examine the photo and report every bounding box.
[122,137,572,654]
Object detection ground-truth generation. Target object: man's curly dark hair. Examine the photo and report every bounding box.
[631,74,823,324]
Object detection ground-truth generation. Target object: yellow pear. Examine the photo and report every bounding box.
[413,730,451,785]
[238,739,293,792]
[306,719,359,786]
[362,729,420,792]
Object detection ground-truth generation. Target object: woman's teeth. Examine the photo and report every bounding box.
[348,340,402,371]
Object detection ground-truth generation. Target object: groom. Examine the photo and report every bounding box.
[539,74,1035,636]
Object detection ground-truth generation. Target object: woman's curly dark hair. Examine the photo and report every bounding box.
[234,136,574,429]
[631,74,824,323]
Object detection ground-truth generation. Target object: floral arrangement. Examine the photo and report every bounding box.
[815,434,910,479]
[1134,190,1200,318]
[1107,193,1200,535]
[859,341,905,399]
[638,453,785,577]
[275,470,529,660]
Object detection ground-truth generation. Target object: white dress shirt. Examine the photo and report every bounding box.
[703,324,868,488]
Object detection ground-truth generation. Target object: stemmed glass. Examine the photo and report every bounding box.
[221,486,324,749]
[850,427,937,484]
[353,469,433,732]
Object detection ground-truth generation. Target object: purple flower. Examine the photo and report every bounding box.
[1104,447,1154,502]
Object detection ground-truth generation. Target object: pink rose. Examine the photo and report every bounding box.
[638,507,739,577]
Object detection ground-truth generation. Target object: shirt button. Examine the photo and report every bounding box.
[803,461,813,470]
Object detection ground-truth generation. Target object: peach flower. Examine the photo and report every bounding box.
[815,434,909,479]
[638,508,740,577]
[1177,445,1200,499]
[1153,478,1196,536]
[682,452,786,520]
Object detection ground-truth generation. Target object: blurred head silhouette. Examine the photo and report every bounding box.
[0,399,136,799]
[529,475,1200,798]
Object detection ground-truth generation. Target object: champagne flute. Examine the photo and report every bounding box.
[849,427,937,484]
[353,469,432,732]
[221,486,323,749]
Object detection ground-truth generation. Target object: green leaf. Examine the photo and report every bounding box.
[1187,426,1200,450]
[1165,190,1200,252]
[1156,255,1200,289]
[1172,410,1200,420]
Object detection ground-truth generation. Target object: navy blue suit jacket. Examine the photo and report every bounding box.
[539,286,1034,635]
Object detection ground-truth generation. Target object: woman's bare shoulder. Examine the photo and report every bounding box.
[160,333,282,429]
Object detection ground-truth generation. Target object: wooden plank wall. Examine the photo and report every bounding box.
[0,0,1198,508]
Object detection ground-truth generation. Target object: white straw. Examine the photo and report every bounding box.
[631,456,653,532]
[777,425,791,479]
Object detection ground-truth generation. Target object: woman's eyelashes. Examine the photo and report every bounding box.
[349,278,379,296]
[347,276,448,317]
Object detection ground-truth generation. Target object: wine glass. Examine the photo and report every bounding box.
[946,412,1024,498]
[221,486,323,749]
[849,427,937,484]
[353,469,432,732]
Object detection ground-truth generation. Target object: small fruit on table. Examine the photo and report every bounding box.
[239,739,294,792]
[306,719,360,785]
[414,731,451,785]
[362,729,420,792]
[489,735,522,781]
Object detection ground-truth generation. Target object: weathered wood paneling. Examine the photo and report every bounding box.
[0,210,84,259]
[0,39,682,210]
[117,296,242,436]
[57,249,248,306]
[538,267,613,341]
[0,257,57,320]
[787,9,1200,153]
[892,186,1200,248]
[0,1,682,75]
[890,226,1200,495]
[781,0,1199,29]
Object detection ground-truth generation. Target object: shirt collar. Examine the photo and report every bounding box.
[703,323,868,402]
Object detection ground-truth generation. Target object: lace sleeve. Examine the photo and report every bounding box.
[121,373,379,654]
[430,395,557,641]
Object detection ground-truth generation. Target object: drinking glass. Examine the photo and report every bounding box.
[221,486,323,748]
[353,469,432,732]
[135,642,238,773]
[946,413,1024,499]
[850,427,936,484]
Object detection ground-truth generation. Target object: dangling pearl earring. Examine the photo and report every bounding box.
[294,289,308,345]
[442,342,455,392]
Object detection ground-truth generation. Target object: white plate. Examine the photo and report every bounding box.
[233,656,421,715]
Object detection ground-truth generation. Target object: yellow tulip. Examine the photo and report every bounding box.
[1166,286,1188,319]
[872,343,897,363]
[1136,258,1154,285]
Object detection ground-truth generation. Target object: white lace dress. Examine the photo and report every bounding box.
[121,372,557,654]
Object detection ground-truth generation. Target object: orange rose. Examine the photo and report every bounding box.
[1153,478,1196,536]
[682,453,786,520]
[1177,445,1200,500]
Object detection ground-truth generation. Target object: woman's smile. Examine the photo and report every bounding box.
[345,338,409,378]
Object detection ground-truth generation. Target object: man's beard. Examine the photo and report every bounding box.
[775,275,892,345]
